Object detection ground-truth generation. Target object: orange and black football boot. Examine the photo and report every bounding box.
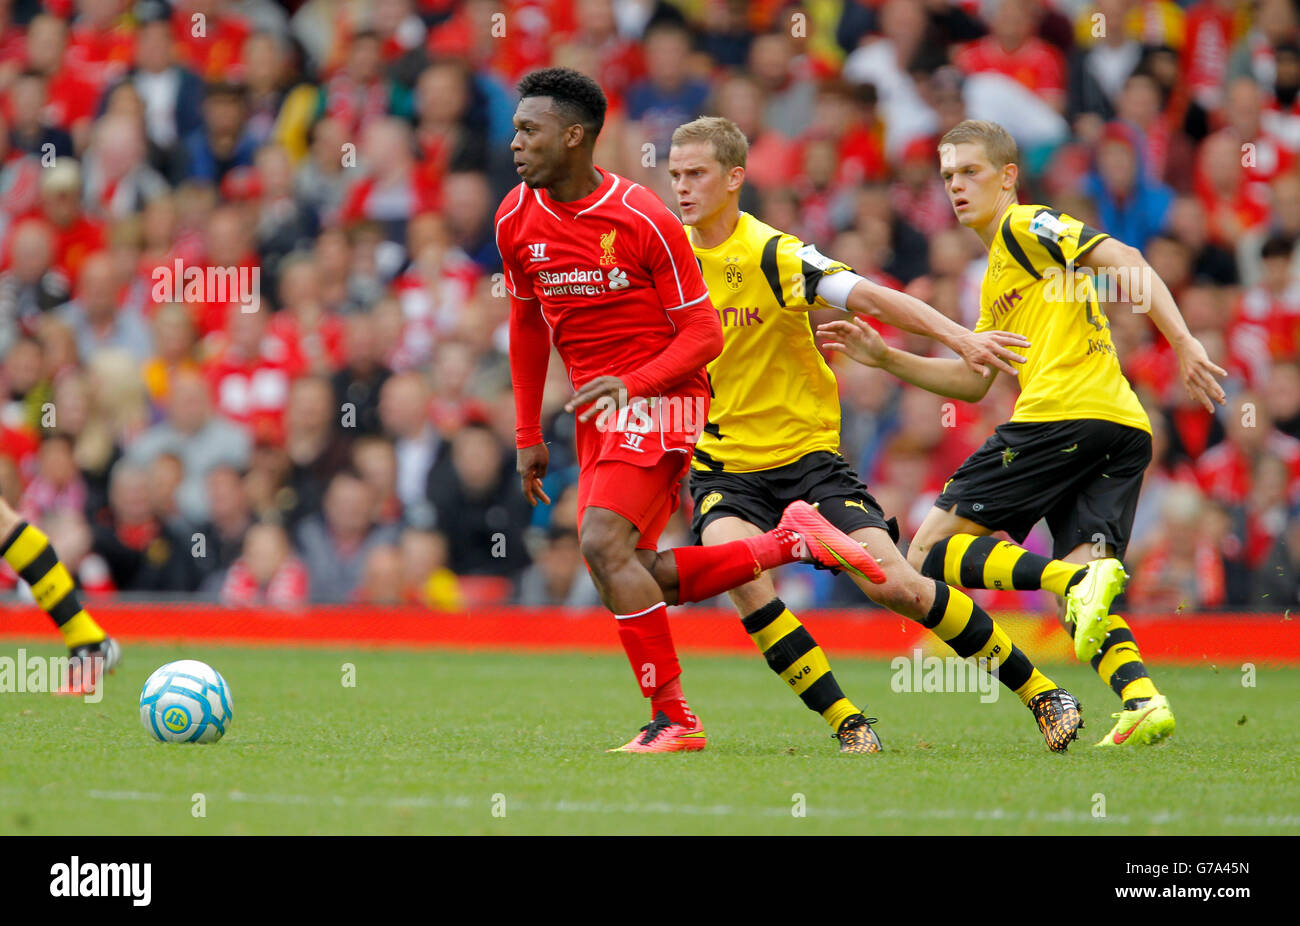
[1028,688,1083,752]
[833,714,883,754]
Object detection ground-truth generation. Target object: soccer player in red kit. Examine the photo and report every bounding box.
[498,68,885,753]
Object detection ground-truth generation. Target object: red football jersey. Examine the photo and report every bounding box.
[496,167,710,394]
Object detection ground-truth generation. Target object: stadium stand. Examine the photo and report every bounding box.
[0,0,1297,617]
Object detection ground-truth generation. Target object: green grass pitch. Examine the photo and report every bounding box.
[2,641,1297,835]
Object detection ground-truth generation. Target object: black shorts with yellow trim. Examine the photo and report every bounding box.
[933,418,1152,560]
[689,450,899,544]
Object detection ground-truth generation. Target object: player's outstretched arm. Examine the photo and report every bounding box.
[1078,238,1227,412]
[841,278,1028,378]
[818,315,994,402]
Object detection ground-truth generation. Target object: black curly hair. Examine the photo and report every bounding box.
[517,67,607,143]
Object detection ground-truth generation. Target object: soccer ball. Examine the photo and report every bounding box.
[139,660,234,744]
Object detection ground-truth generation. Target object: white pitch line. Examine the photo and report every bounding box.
[0,789,1264,828]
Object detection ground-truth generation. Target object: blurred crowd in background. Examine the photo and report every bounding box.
[0,0,1297,613]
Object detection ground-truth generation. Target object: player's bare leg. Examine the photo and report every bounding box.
[0,499,18,537]
[0,498,120,693]
[579,507,668,615]
[700,516,880,754]
[854,525,1082,752]
[906,504,995,574]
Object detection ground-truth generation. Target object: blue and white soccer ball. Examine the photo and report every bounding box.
[139,660,234,744]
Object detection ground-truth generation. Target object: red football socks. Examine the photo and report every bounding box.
[614,602,693,724]
[671,530,800,603]
[650,675,695,727]
[613,530,804,723]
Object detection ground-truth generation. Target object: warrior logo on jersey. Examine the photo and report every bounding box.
[600,229,618,266]
[723,256,743,291]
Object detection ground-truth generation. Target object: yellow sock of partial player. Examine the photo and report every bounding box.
[978,619,1058,706]
[820,696,859,733]
[1015,668,1058,705]
[59,611,105,648]
[921,581,1056,705]
[741,599,863,731]
[922,535,1086,596]
[1089,614,1158,706]
[0,522,105,648]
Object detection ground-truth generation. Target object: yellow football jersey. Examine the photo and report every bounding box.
[977,204,1151,435]
[688,212,853,472]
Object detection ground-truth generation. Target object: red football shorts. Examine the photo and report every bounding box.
[574,392,705,551]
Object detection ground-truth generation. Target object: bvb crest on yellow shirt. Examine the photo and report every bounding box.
[599,229,617,265]
[723,255,743,291]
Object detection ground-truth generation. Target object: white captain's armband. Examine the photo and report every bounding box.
[811,267,868,310]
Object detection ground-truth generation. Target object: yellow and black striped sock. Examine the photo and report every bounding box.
[921,580,1057,706]
[922,535,1086,597]
[0,522,105,649]
[1086,613,1158,709]
[741,599,860,732]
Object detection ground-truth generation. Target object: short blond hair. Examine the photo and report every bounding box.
[939,120,1019,171]
[671,116,748,170]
